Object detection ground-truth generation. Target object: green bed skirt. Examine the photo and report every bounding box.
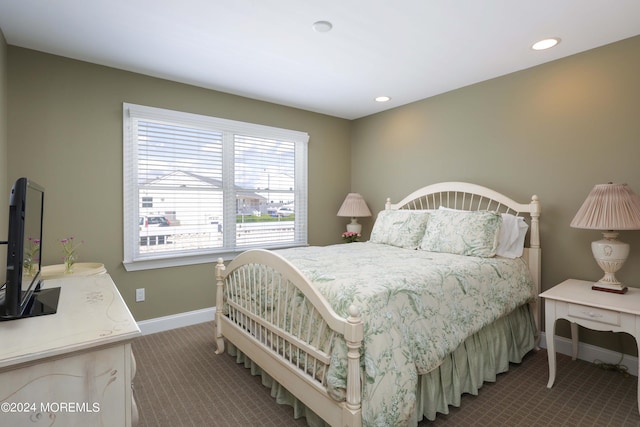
[226,303,536,426]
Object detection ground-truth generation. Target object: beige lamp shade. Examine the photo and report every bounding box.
[570,183,640,230]
[570,183,640,293]
[337,193,372,234]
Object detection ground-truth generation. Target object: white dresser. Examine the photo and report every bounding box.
[0,274,141,426]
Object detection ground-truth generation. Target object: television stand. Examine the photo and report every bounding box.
[23,286,61,317]
[0,274,141,426]
[0,286,61,321]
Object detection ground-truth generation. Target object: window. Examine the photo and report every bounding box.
[123,103,309,271]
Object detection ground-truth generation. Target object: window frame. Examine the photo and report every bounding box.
[122,103,309,271]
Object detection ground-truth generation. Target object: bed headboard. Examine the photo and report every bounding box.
[385,181,541,344]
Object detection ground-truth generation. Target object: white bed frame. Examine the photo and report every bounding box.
[214,182,541,427]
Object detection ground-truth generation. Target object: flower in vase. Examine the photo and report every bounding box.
[341,231,361,243]
[60,237,83,274]
[23,237,40,276]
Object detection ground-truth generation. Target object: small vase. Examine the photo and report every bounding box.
[24,258,34,276]
[64,255,75,274]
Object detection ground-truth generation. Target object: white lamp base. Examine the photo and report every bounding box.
[591,232,629,294]
[346,217,362,234]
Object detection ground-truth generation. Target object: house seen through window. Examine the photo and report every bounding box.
[122,103,309,271]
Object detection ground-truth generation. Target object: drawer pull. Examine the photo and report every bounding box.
[568,303,620,326]
[584,311,603,318]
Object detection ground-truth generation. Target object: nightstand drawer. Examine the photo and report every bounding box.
[568,303,620,326]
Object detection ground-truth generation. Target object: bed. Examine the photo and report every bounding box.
[214,182,541,427]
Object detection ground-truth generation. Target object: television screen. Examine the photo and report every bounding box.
[0,178,57,319]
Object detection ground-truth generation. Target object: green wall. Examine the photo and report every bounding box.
[351,35,640,355]
[5,34,640,356]
[6,47,351,321]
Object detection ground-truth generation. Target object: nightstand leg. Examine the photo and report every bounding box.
[570,322,579,360]
[545,314,557,388]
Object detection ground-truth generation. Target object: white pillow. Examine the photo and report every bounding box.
[497,213,528,258]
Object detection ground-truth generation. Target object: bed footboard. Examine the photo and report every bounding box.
[215,250,364,427]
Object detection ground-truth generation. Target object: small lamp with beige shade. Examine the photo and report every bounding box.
[570,182,640,294]
[337,193,372,234]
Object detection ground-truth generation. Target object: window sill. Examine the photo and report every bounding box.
[123,253,229,272]
[122,244,308,272]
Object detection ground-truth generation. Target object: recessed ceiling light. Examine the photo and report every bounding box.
[375,96,391,103]
[532,38,561,51]
[312,21,333,33]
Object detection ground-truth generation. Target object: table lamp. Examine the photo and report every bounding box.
[570,183,640,293]
[337,193,372,234]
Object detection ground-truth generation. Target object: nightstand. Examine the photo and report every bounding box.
[540,279,640,413]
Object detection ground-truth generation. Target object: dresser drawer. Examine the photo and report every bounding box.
[568,303,620,326]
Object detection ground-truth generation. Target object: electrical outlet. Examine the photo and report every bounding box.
[135,288,145,302]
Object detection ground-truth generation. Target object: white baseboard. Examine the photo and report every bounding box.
[539,331,638,377]
[136,311,637,377]
[137,307,216,335]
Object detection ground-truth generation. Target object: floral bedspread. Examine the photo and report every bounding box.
[275,242,535,427]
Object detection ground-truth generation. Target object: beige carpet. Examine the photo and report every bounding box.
[132,322,639,426]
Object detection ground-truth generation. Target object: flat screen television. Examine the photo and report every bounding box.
[0,177,59,320]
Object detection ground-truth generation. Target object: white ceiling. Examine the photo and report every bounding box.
[1,0,639,119]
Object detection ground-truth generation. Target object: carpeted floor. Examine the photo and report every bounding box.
[132,322,639,426]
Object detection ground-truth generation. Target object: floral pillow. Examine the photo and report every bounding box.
[419,209,502,257]
[369,210,431,249]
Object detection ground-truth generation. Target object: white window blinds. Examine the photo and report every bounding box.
[123,103,309,271]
